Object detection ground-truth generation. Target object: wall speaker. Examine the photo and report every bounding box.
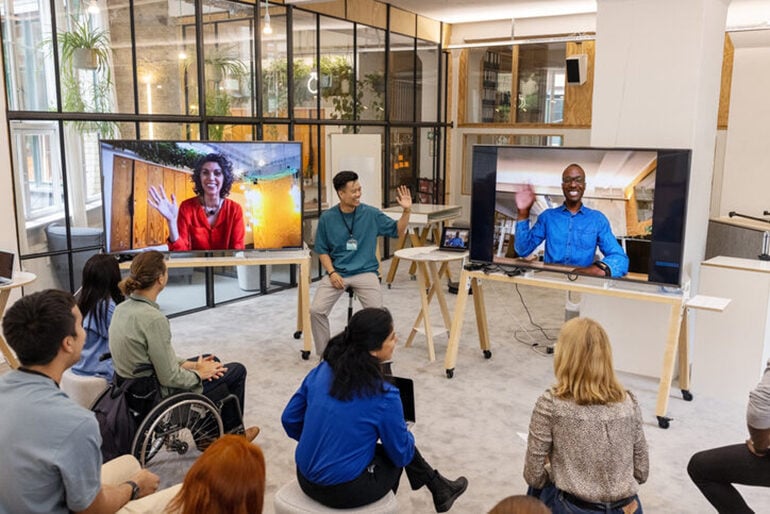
[566,54,587,85]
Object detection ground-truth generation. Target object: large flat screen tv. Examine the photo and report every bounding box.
[100,140,303,254]
[470,145,691,287]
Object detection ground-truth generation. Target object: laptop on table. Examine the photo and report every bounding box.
[0,251,14,285]
[439,226,470,252]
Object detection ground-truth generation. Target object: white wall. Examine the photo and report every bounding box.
[717,34,770,219]
[0,70,21,364]
[581,0,728,378]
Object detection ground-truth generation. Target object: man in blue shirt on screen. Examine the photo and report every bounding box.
[514,163,629,278]
[310,171,412,355]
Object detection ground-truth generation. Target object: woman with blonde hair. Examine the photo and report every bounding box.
[165,435,265,514]
[524,317,648,514]
[109,250,258,440]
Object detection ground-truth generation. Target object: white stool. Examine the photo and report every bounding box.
[61,369,108,408]
[274,479,398,514]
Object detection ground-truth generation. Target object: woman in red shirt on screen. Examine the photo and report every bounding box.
[148,153,245,251]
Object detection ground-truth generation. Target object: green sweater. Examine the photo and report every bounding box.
[108,294,202,397]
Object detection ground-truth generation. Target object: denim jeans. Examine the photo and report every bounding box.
[530,483,643,514]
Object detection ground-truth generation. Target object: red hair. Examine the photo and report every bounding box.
[166,435,266,514]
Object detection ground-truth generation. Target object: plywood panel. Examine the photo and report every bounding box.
[133,162,149,249]
[563,40,594,127]
[417,15,440,43]
[347,0,386,29]
[145,165,165,247]
[717,33,734,129]
[389,7,415,37]
[457,50,468,124]
[110,156,133,252]
[296,0,344,18]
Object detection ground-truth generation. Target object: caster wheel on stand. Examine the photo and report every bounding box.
[657,416,671,429]
[301,350,310,360]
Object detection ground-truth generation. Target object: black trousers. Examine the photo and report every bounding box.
[688,443,770,514]
[297,445,436,509]
[187,356,247,434]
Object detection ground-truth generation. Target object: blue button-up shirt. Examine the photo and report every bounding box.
[514,204,629,277]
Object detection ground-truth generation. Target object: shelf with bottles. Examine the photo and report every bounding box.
[482,50,501,122]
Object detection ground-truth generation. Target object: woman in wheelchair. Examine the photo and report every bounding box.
[108,250,259,442]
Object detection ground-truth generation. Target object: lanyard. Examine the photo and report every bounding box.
[339,206,356,238]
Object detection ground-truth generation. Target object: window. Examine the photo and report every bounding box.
[11,121,62,224]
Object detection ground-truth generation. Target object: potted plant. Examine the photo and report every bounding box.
[56,17,115,135]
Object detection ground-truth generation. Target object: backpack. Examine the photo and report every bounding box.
[92,375,159,462]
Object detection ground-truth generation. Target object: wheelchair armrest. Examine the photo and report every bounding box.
[133,363,154,375]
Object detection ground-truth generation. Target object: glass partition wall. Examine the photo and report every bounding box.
[0,0,447,315]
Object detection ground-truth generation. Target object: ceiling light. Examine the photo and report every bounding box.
[87,0,99,14]
[263,0,272,35]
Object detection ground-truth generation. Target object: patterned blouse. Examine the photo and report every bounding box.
[524,389,649,502]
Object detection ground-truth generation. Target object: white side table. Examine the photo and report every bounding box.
[394,247,467,361]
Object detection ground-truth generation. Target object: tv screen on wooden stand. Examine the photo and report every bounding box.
[470,145,691,287]
[100,140,303,255]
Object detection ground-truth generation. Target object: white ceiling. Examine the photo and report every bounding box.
[385,0,770,29]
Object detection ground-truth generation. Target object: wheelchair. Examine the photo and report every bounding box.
[91,362,243,485]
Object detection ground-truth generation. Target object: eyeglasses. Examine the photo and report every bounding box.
[562,177,585,185]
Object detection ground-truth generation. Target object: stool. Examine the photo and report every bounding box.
[345,286,355,322]
[273,479,398,514]
[61,369,108,408]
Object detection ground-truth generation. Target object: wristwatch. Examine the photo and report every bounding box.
[124,480,140,501]
[593,261,611,277]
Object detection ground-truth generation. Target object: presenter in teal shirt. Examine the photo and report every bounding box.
[310,171,411,355]
[514,163,629,278]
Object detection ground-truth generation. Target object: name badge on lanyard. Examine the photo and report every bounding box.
[340,206,358,252]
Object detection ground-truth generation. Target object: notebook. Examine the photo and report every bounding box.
[0,251,14,285]
[386,375,416,428]
[439,226,470,252]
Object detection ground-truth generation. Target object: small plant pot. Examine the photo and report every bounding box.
[73,48,98,70]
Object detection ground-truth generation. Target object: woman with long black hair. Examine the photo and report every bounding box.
[282,307,467,512]
[71,254,124,379]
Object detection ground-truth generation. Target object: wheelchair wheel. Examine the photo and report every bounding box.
[131,393,223,482]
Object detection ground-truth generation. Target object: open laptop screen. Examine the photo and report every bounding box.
[440,226,470,252]
[385,375,415,425]
[0,251,14,284]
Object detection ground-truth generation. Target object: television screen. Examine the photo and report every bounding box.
[470,145,691,287]
[100,140,303,254]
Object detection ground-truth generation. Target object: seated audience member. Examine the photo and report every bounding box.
[165,435,266,514]
[514,163,629,278]
[0,289,163,513]
[72,253,124,379]
[310,170,412,355]
[108,250,259,441]
[489,495,551,514]
[688,359,770,513]
[524,317,648,514]
[282,307,468,512]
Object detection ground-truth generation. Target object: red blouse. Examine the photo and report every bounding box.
[168,197,245,251]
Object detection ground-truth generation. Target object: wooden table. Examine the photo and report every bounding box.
[444,268,729,429]
[394,246,467,362]
[0,271,37,368]
[383,204,462,287]
[120,251,314,359]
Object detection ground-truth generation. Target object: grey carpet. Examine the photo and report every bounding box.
[139,259,768,512]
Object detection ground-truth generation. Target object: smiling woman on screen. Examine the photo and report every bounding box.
[148,153,245,251]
